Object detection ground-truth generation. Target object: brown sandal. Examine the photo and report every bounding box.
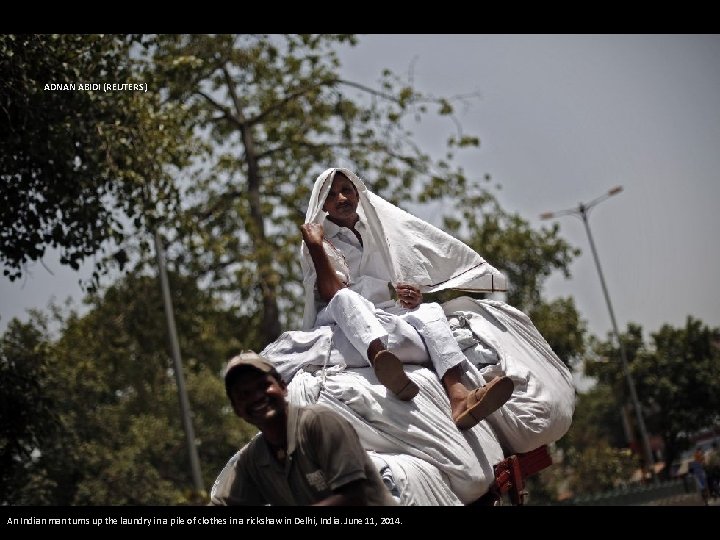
[372,350,419,401]
[454,375,514,430]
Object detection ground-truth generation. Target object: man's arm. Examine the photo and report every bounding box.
[305,407,382,506]
[313,479,367,506]
[301,223,346,301]
[209,448,267,506]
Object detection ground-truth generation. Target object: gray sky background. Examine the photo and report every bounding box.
[2,34,719,345]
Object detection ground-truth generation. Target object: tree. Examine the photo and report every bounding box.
[585,318,720,478]
[567,444,639,495]
[145,34,486,347]
[444,201,585,367]
[0,315,61,504]
[0,272,257,505]
[0,34,193,286]
[529,298,586,369]
[634,318,720,476]
[2,34,591,503]
[561,384,627,453]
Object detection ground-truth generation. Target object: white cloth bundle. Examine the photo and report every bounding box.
[443,297,576,454]
[211,167,575,505]
[212,297,576,505]
[288,364,504,504]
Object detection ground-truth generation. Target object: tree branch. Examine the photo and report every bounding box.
[193,190,245,222]
[335,78,403,103]
[196,91,244,130]
[246,77,340,127]
[222,65,248,124]
[255,139,369,161]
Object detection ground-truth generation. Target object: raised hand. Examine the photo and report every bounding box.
[301,223,325,248]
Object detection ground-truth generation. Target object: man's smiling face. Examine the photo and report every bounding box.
[228,368,287,428]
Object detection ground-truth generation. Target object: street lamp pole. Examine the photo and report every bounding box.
[154,230,205,496]
[541,186,655,480]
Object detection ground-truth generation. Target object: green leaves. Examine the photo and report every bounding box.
[147,34,491,345]
[1,34,194,287]
[530,297,586,369]
[5,35,600,503]
[0,271,256,504]
[578,317,720,482]
[567,444,639,494]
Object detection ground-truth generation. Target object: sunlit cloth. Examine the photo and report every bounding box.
[301,167,507,329]
[287,363,504,504]
[212,298,575,504]
[246,297,576,504]
[219,166,572,505]
[442,297,576,454]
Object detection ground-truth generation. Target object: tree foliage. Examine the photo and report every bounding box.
[2,34,593,504]
[529,297,586,368]
[566,444,639,495]
[144,34,487,347]
[535,317,720,498]
[561,384,627,453]
[0,34,193,285]
[584,317,720,478]
[634,318,720,475]
[0,315,60,503]
[444,201,585,367]
[0,272,256,505]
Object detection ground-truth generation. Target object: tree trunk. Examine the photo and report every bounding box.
[241,124,281,345]
[662,435,679,481]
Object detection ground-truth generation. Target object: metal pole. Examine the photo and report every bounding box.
[578,207,656,480]
[154,230,204,495]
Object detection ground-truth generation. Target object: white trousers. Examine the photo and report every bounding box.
[315,288,466,379]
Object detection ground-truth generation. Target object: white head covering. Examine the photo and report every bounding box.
[301,167,506,329]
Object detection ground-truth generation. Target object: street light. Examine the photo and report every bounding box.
[154,230,205,497]
[540,186,655,480]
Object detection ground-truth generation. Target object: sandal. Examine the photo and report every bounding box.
[373,350,419,401]
[454,375,514,430]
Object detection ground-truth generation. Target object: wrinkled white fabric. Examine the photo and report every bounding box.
[367,452,463,506]
[301,167,507,329]
[225,168,572,504]
[316,287,464,379]
[217,297,575,505]
[211,366,476,506]
[316,288,430,365]
[442,297,576,454]
[291,364,504,504]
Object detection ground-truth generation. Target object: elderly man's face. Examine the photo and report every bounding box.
[322,172,359,227]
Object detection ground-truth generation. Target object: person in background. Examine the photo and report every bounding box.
[690,447,710,505]
[705,442,720,499]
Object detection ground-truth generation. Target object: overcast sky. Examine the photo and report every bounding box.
[2,34,719,345]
